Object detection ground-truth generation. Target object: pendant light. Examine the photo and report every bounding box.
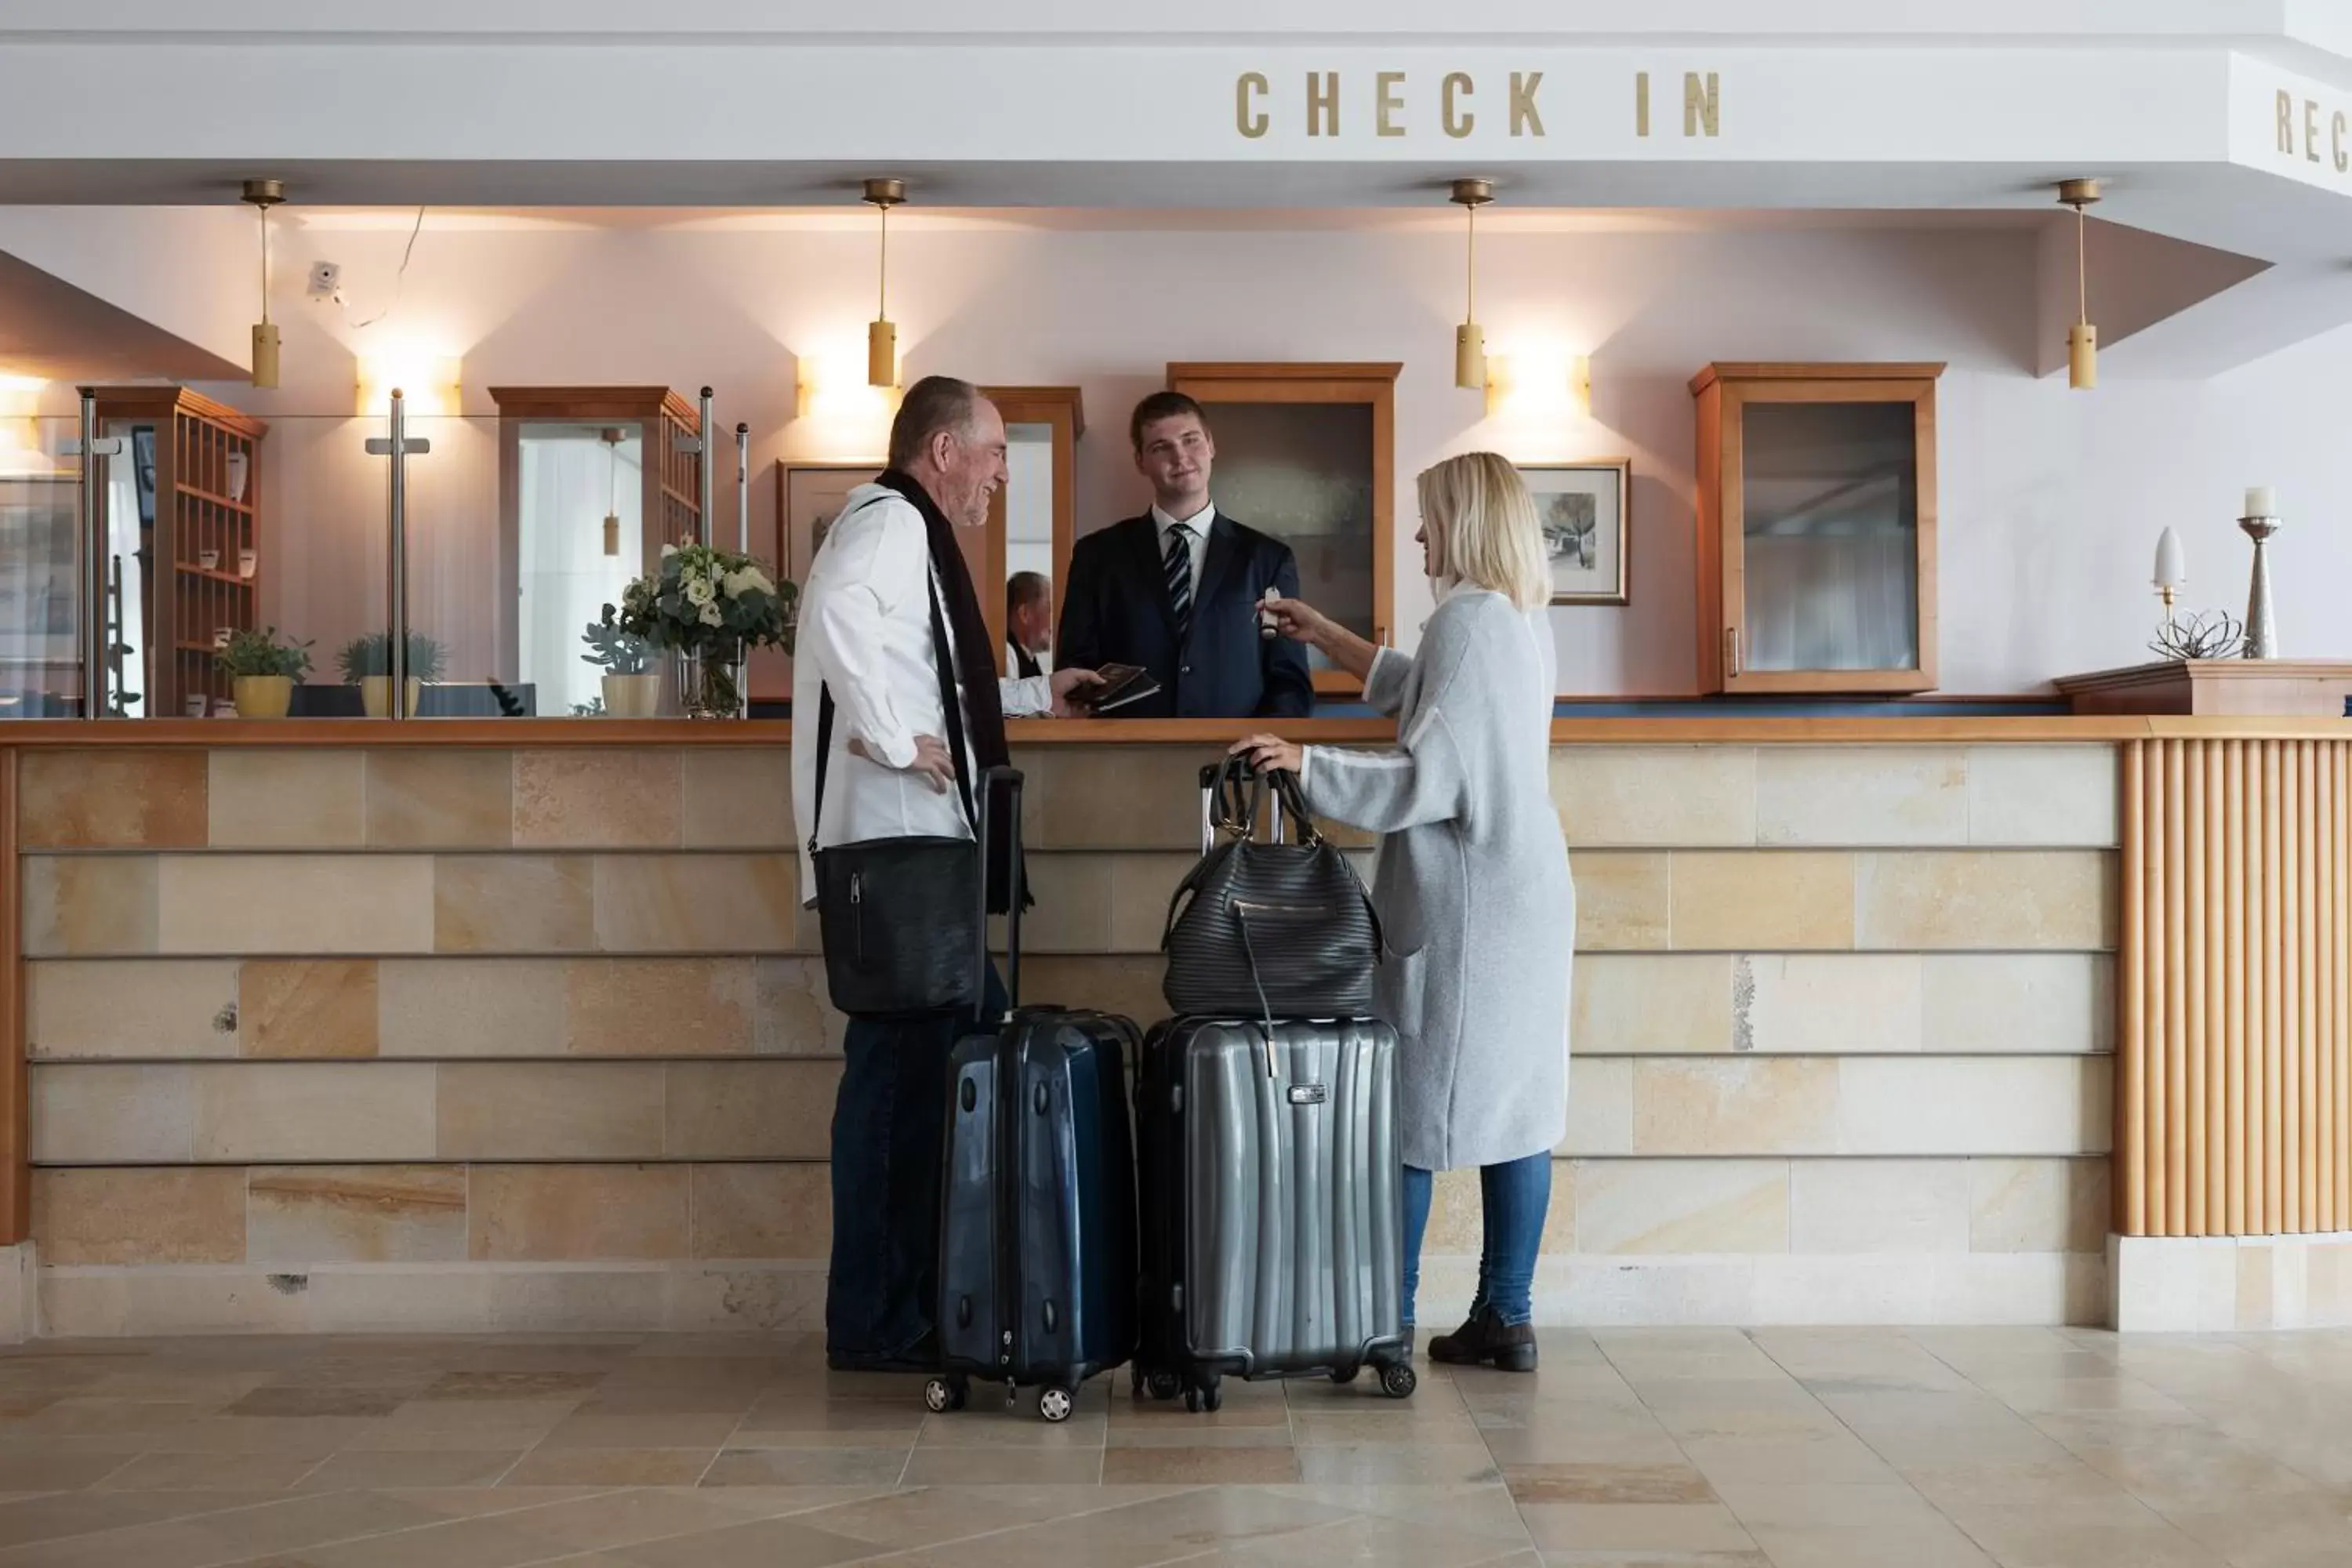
[2056,178,2101,390]
[599,427,623,557]
[863,177,906,388]
[1450,178,1494,391]
[241,179,285,390]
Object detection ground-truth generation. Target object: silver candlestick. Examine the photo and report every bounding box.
[2238,514,2281,659]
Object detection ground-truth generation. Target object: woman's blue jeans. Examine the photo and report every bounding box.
[1401,1152,1553,1328]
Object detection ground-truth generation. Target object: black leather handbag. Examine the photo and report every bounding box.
[808,568,983,1020]
[1161,759,1382,1022]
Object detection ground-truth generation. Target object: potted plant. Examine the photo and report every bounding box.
[215,626,311,719]
[580,604,659,718]
[616,543,796,718]
[338,630,445,718]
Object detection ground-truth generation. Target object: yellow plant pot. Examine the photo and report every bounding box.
[230,675,294,720]
[359,676,423,718]
[601,673,662,718]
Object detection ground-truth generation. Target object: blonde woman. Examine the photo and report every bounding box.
[1234,451,1573,1371]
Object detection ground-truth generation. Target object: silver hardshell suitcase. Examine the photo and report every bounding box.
[1131,765,1414,1411]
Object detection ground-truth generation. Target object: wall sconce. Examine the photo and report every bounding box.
[864,177,906,389]
[355,353,461,417]
[1450,178,1493,391]
[241,179,285,390]
[2056,177,2101,390]
[1484,350,1593,419]
[797,346,902,422]
[0,374,49,476]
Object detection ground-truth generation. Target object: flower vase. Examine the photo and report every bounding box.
[684,647,746,720]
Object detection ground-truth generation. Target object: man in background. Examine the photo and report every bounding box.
[1055,392,1314,719]
[1006,570,1051,679]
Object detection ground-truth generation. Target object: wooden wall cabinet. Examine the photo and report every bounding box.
[1167,362,1397,695]
[1692,362,1941,695]
[85,386,267,718]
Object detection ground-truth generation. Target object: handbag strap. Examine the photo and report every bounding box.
[808,500,978,857]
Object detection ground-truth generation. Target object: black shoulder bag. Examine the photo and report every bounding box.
[1161,757,1383,1022]
[808,567,982,1019]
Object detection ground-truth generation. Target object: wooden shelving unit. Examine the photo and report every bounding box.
[85,386,268,718]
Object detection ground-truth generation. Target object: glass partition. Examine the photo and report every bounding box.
[1000,420,1054,676]
[0,417,85,718]
[1194,401,1377,674]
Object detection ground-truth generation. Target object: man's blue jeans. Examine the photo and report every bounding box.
[1401,1151,1554,1329]
[824,968,1006,1365]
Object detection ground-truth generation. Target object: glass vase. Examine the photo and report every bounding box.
[684,644,747,720]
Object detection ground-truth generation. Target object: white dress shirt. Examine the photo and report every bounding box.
[792,482,1051,902]
[1151,499,1215,604]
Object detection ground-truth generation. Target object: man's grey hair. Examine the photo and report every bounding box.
[887,375,984,471]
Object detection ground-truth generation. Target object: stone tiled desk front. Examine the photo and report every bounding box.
[0,716,2267,1338]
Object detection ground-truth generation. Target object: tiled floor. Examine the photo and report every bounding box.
[0,1328,2347,1566]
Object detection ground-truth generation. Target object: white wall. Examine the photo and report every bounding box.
[187,211,2352,698]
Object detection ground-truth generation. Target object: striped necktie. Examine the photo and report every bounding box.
[1163,524,1194,642]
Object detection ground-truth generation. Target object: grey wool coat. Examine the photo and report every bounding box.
[1300,588,1573,1171]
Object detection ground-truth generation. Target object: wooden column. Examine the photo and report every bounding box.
[2120,737,2352,1236]
[0,749,22,1245]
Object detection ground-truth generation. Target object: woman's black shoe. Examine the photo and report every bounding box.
[1425,1306,1538,1372]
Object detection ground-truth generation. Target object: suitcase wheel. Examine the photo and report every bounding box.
[1038,1385,1076,1424]
[923,1376,967,1414]
[1329,1367,1359,1385]
[1147,1370,1183,1402]
[1183,1377,1223,1414]
[1379,1362,1418,1399]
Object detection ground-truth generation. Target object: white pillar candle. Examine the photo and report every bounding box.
[2245,485,2277,518]
[2153,527,2186,587]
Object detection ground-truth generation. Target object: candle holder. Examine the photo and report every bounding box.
[2238,514,2281,659]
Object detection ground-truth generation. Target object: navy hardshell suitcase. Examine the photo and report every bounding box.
[927,767,1139,1423]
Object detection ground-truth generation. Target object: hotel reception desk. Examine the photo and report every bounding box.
[0,713,2343,1339]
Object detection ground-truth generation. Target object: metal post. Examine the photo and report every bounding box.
[735,423,751,554]
[365,391,431,720]
[697,387,715,546]
[72,391,122,720]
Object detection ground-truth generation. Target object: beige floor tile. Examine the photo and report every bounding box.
[1518,1501,1759,1553]
[1221,1512,1537,1568]
[1940,1498,2229,1568]
[295,1449,527,1489]
[1679,1432,1903,1486]
[1709,1481,1947,1531]
[1501,1461,1716,1504]
[0,1452,139,1490]
[498,1447,718,1486]
[771,1483,1121,1550]
[1746,1523,1998,1568]
[1294,1443,1500,1485]
[1101,1446,1303,1483]
[700,1447,912,1486]
[899,1447,1105,1484]
[535,1410,743,1450]
[93,1449,326,1490]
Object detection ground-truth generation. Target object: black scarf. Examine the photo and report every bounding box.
[876,468,1019,909]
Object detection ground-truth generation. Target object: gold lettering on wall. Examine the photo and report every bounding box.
[2279,89,2297,154]
[1377,71,1406,137]
[1236,72,1269,139]
[2336,110,2348,172]
[1685,71,1721,137]
[1635,70,1651,136]
[1308,71,1339,136]
[1443,71,1474,137]
[1510,71,1545,136]
[2310,99,2325,162]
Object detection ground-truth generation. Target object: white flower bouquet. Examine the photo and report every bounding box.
[617,543,797,717]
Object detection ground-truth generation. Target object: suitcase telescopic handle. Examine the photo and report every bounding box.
[976,765,1022,1022]
[1197,758,1284,853]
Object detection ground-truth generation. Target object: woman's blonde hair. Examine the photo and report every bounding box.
[1414,451,1551,612]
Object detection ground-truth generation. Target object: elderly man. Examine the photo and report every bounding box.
[793,376,1098,1371]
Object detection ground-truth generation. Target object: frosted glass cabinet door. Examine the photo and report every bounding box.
[1740,400,1919,673]
[1690,362,1940,695]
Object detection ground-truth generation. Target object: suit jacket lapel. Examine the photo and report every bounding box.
[1192,514,1243,638]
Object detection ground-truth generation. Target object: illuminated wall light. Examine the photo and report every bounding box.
[355,354,462,417]
[797,344,902,423]
[1484,350,1594,419]
[0,373,50,475]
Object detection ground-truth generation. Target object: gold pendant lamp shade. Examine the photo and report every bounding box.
[600,427,624,557]
[864,177,906,388]
[1450,179,1494,391]
[2057,178,2101,390]
[241,178,286,390]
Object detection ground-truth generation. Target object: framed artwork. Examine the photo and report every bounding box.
[1521,458,1632,606]
[777,460,880,583]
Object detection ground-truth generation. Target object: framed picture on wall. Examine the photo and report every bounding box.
[777,460,880,583]
[1520,458,1631,605]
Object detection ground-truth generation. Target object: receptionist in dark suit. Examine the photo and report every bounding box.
[1055,393,1315,719]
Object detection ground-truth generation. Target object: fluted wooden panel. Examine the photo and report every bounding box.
[2122,739,2352,1236]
